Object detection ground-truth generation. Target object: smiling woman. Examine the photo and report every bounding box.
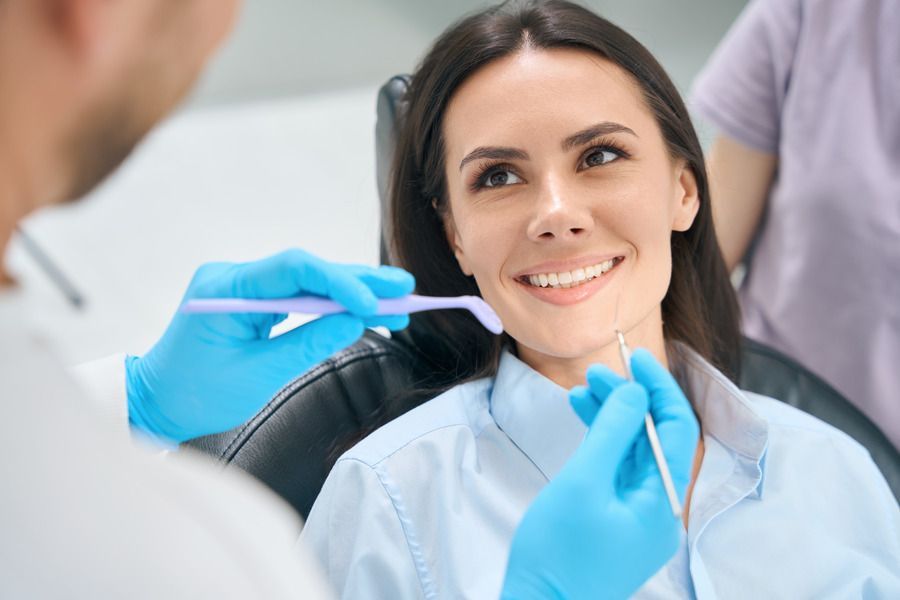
[300,2,900,598]
[434,44,727,388]
[390,2,740,390]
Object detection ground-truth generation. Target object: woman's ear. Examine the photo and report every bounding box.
[671,162,701,232]
[438,200,474,276]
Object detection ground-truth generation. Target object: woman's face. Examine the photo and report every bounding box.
[440,48,699,380]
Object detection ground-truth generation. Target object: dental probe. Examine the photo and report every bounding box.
[615,329,683,519]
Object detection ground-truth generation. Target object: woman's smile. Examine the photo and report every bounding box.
[513,255,625,306]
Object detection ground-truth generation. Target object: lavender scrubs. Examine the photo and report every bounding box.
[691,0,900,448]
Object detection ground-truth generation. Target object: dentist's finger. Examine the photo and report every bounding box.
[364,314,410,331]
[569,385,599,426]
[227,250,380,316]
[585,363,627,401]
[352,265,416,298]
[568,382,650,486]
[263,313,366,367]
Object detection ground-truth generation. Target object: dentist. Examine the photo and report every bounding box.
[0,1,699,598]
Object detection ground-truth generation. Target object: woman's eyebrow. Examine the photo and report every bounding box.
[459,147,529,171]
[457,122,635,171]
[562,122,637,150]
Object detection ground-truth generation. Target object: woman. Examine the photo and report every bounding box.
[301,2,900,598]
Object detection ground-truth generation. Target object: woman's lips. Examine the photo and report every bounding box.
[515,257,623,306]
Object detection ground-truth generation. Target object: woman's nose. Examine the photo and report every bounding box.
[526,178,593,242]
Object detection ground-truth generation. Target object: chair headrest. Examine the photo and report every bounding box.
[375,75,411,265]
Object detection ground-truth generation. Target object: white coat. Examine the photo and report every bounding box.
[0,286,334,599]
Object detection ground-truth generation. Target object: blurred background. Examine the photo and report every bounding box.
[188,0,746,108]
[7,0,746,364]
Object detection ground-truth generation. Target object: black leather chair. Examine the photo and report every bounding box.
[187,76,900,517]
[738,337,900,497]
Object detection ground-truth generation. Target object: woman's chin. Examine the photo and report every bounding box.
[513,334,620,367]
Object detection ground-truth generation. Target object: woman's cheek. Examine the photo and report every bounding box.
[638,231,674,304]
[468,219,513,268]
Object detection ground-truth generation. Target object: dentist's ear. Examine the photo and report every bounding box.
[44,0,118,60]
[436,198,474,276]
[671,162,700,232]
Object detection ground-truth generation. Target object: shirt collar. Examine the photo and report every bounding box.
[489,350,586,481]
[676,345,769,499]
[677,346,769,464]
[489,345,770,497]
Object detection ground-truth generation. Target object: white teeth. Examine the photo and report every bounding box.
[522,258,620,289]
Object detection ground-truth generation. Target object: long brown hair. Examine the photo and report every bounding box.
[389,0,741,393]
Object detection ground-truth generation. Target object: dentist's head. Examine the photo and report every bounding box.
[0,0,240,223]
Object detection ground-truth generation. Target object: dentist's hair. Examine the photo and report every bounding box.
[389,0,740,392]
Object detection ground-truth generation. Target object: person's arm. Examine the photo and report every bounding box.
[691,0,803,271]
[707,134,777,271]
[89,249,415,445]
[71,250,416,443]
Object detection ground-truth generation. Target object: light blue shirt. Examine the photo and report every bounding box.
[301,348,900,599]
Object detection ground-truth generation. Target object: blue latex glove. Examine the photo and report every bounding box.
[501,348,700,600]
[126,249,415,444]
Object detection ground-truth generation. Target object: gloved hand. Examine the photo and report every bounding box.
[501,348,700,600]
[126,249,415,444]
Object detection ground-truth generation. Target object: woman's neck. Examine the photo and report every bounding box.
[516,308,668,389]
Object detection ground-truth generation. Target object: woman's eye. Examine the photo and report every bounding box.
[483,168,523,188]
[583,148,620,168]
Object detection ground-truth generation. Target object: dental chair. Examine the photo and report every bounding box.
[186,76,900,517]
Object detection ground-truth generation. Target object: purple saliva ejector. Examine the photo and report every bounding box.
[181,294,504,335]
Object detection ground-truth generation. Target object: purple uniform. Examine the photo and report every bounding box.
[692,0,900,447]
